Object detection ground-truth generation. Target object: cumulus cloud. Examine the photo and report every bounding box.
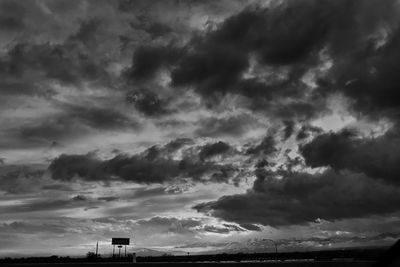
[48,141,238,184]
[199,141,232,160]
[194,169,400,226]
[300,127,400,184]
[3,0,400,255]
[246,135,277,156]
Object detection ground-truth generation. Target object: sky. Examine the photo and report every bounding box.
[1,0,400,257]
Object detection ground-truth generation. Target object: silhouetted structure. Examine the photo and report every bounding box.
[111,237,130,257]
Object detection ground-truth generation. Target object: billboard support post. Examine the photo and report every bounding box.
[118,245,122,257]
[111,238,130,258]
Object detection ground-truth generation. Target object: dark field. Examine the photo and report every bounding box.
[0,262,376,267]
[2,245,396,267]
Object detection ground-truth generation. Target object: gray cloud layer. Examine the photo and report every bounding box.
[2,0,400,254]
[195,169,400,226]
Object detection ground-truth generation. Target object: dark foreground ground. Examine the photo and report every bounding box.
[4,243,400,267]
[0,262,376,267]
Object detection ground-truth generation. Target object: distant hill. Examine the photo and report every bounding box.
[133,248,187,257]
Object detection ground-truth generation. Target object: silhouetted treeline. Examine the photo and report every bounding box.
[0,247,387,264]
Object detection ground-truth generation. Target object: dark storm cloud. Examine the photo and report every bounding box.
[206,1,327,65]
[48,153,105,182]
[161,1,346,119]
[70,18,102,46]
[0,165,45,194]
[124,45,183,82]
[122,2,331,119]
[296,124,323,140]
[126,89,169,116]
[49,142,237,184]
[282,120,295,141]
[0,4,124,111]
[170,37,248,96]
[170,2,327,93]
[300,127,400,184]
[142,22,172,39]
[194,169,400,226]
[63,104,136,130]
[0,1,25,31]
[246,135,277,156]
[199,141,232,160]
[72,195,88,201]
[3,0,400,252]
[122,0,400,122]
[305,0,400,117]
[322,25,400,116]
[0,41,108,96]
[17,104,139,143]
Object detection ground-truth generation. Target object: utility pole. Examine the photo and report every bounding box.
[95,242,98,257]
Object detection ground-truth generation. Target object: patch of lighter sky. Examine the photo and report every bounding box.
[50,82,123,103]
[0,149,53,164]
[184,0,262,32]
[302,51,332,94]
[242,54,258,80]
[242,54,292,83]
[311,93,356,132]
[311,93,394,137]
[106,61,128,77]
[347,117,394,138]
[167,103,210,124]
[271,131,329,175]
[0,199,29,208]
[0,95,57,121]
[60,181,247,222]
[139,213,395,253]
[371,23,390,50]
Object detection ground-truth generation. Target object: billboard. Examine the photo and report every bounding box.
[112,238,130,245]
